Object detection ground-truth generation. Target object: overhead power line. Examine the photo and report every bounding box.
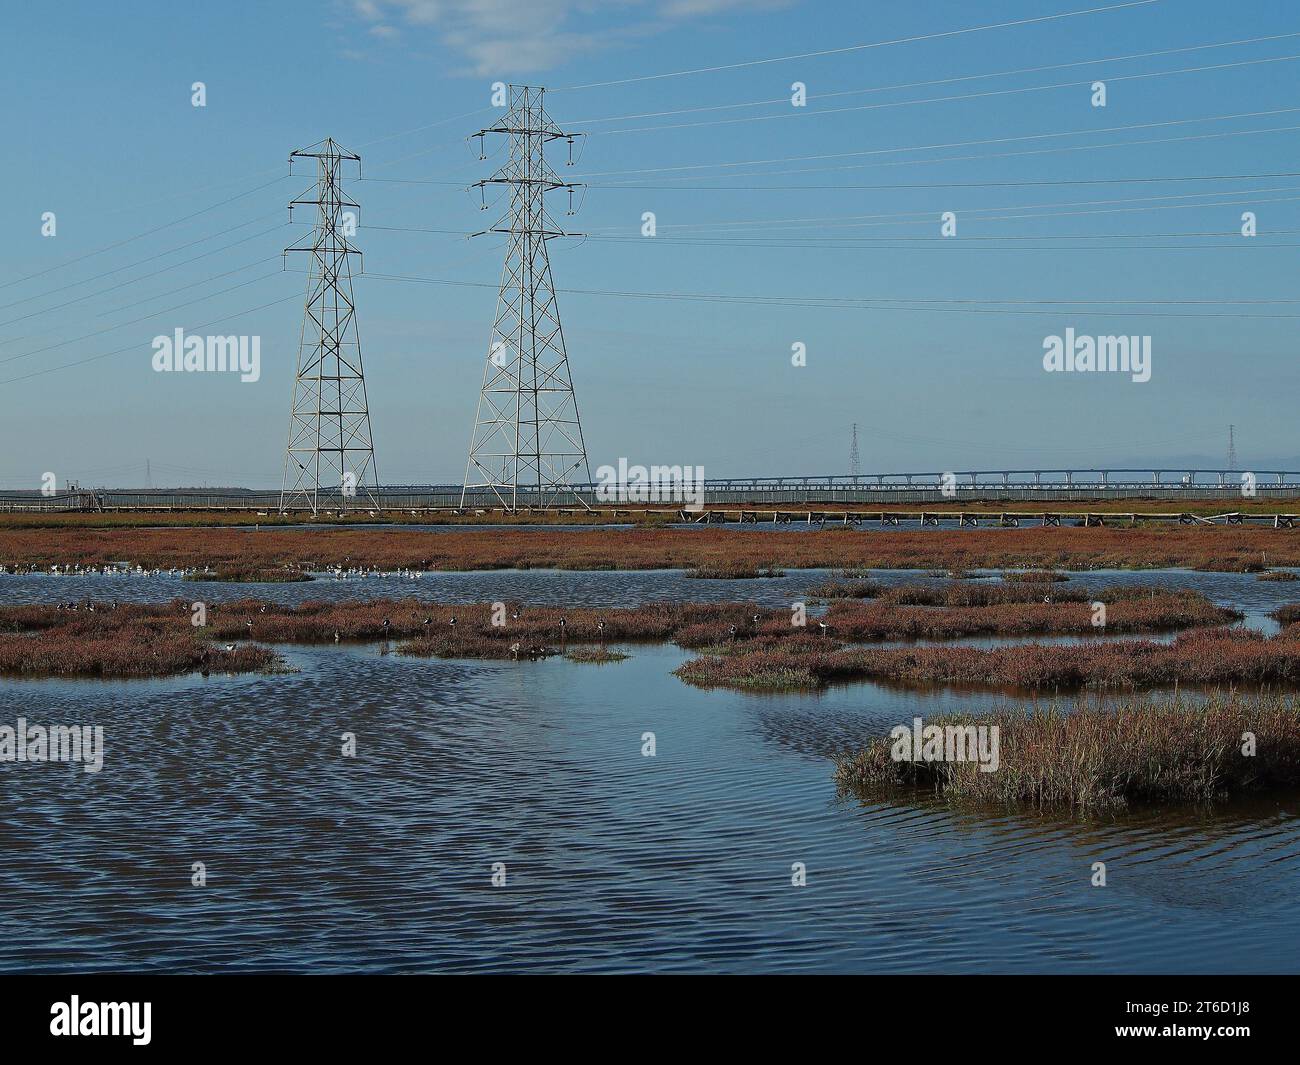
[359,221,1300,253]
[552,0,1162,90]
[585,170,1300,192]
[581,105,1300,178]
[0,178,286,293]
[358,271,1300,320]
[0,290,301,386]
[591,123,1300,184]
[0,226,287,332]
[0,214,286,318]
[564,30,1300,124]
[586,53,1300,136]
[578,184,1300,233]
[0,269,290,368]
[573,235,1300,253]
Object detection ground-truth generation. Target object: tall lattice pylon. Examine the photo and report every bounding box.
[462,85,591,511]
[280,138,380,514]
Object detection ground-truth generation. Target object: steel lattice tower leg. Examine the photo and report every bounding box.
[280,138,380,515]
[462,85,591,511]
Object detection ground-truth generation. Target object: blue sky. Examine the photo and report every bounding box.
[3,0,1300,487]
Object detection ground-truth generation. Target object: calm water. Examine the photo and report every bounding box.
[5,564,1298,615]
[1,568,1298,973]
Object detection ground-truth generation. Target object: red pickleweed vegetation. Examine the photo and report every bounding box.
[677,628,1300,691]
[3,525,1299,574]
[0,604,277,678]
[1274,604,1300,625]
[0,587,1243,681]
[823,592,1234,640]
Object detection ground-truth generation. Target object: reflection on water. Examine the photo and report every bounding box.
[0,639,1296,974]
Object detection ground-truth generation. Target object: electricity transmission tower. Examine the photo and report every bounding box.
[462,85,591,511]
[849,423,861,479]
[280,138,380,515]
[1227,424,1237,472]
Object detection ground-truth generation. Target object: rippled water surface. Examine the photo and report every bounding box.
[1,568,1298,973]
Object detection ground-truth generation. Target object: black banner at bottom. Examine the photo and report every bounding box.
[1,974,1293,1052]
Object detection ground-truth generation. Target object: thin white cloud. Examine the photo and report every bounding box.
[347,0,794,75]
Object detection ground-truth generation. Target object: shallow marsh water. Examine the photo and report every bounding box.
[1,568,1296,973]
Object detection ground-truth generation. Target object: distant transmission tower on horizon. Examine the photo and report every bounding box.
[280,138,380,516]
[462,85,591,511]
[849,423,861,479]
[1227,424,1237,472]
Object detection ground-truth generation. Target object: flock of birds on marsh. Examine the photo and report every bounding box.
[0,564,428,579]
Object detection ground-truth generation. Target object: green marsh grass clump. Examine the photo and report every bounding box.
[565,647,629,663]
[806,579,883,599]
[1001,569,1068,583]
[186,566,313,583]
[833,694,1300,809]
[685,564,785,579]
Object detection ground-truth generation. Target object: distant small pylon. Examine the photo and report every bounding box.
[849,423,861,480]
[1227,424,1237,472]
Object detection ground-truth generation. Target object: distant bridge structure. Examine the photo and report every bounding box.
[2,469,1299,513]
